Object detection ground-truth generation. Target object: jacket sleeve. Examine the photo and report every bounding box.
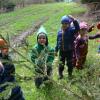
[89,33,100,39]
[75,39,81,58]
[73,20,80,34]
[8,63,15,82]
[7,56,15,82]
[88,25,94,32]
[1,63,15,83]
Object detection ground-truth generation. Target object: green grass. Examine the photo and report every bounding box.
[0,3,86,38]
[0,2,100,100]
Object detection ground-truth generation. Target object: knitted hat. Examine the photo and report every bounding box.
[80,22,88,29]
[61,15,72,24]
[37,25,47,35]
[37,26,48,46]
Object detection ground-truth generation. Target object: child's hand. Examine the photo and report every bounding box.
[68,15,75,21]
[88,24,95,32]
[54,52,58,56]
[96,40,100,42]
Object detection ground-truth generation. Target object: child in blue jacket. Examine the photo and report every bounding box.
[55,15,80,79]
[0,38,25,100]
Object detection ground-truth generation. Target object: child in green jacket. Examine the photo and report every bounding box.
[31,26,54,88]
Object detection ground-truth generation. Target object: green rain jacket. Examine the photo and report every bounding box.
[31,44,54,75]
[31,26,54,75]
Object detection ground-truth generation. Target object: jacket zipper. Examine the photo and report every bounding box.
[62,30,64,51]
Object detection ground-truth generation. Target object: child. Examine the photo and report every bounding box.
[31,26,54,88]
[75,22,100,69]
[0,38,25,100]
[55,15,80,79]
[74,22,88,69]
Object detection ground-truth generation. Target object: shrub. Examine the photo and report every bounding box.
[3,2,16,12]
[81,0,100,4]
[0,0,16,12]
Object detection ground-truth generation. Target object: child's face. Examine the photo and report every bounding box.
[62,23,70,30]
[80,28,88,35]
[38,34,46,46]
[1,49,8,56]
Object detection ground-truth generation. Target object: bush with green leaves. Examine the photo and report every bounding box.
[3,2,16,12]
[0,0,16,12]
[81,0,100,3]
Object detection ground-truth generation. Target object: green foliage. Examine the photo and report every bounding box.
[81,0,100,3]
[3,2,15,9]
[0,82,18,99]
[0,0,16,12]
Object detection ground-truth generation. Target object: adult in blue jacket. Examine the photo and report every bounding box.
[0,38,25,100]
[55,15,80,79]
